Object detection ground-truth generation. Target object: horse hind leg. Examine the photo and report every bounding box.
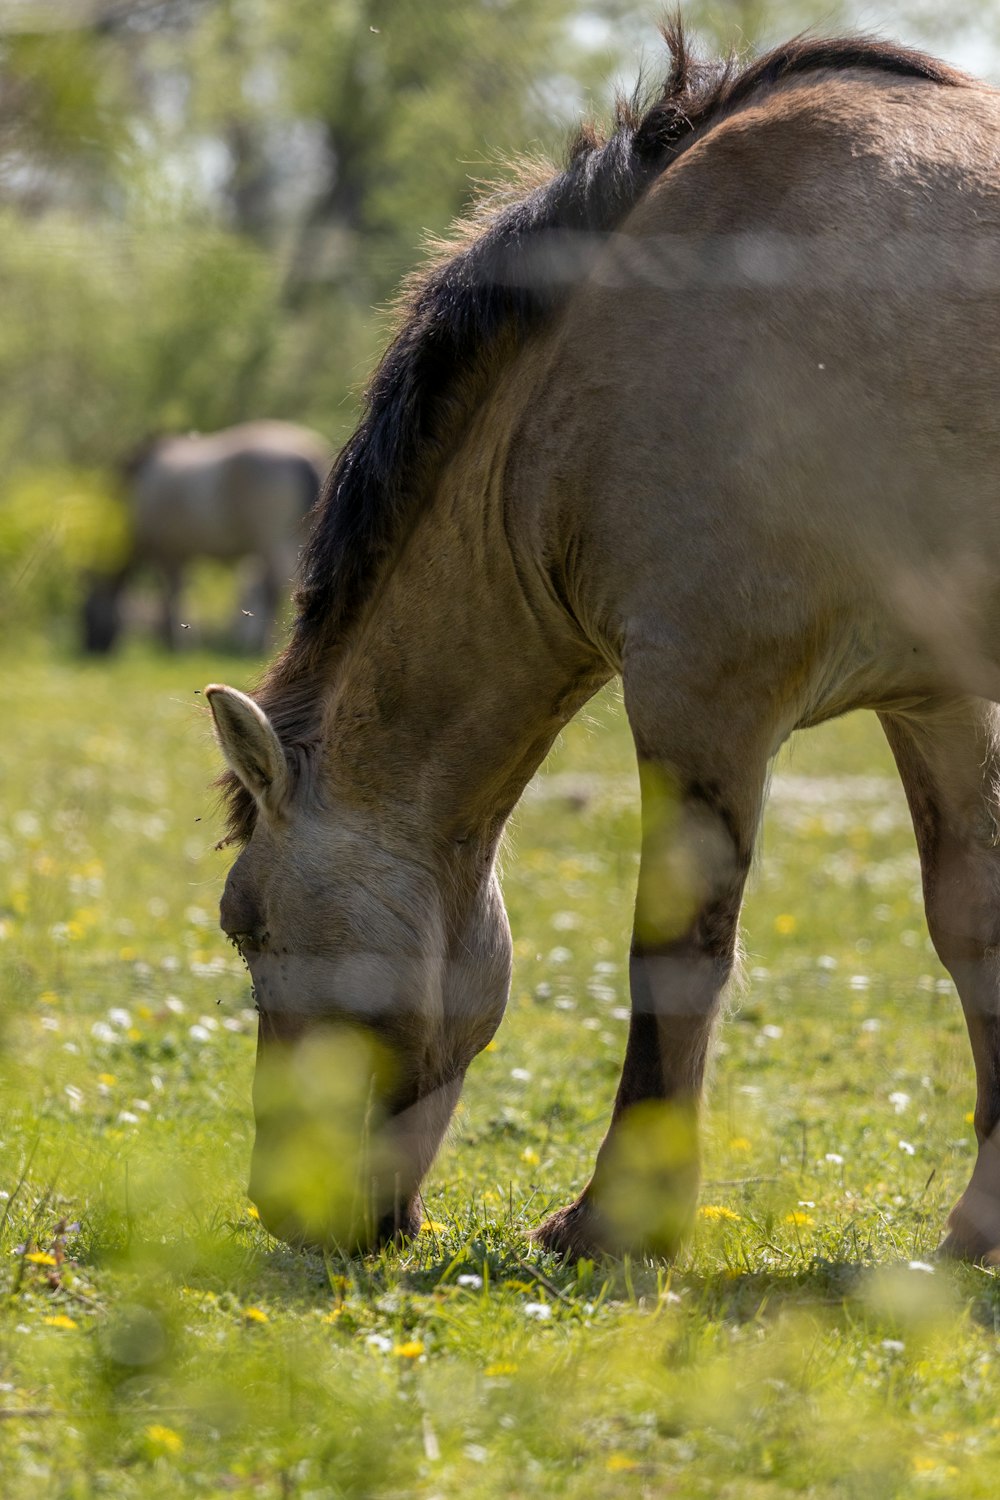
[880,700,1000,1264]
[535,690,774,1260]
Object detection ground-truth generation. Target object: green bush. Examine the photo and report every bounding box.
[0,468,127,633]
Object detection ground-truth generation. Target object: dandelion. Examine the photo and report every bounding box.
[698,1205,741,1222]
[98,1073,117,1088]
[42,1314,77,1330]
[606,1455,639,1472]
[242,1306,269,1323]
[394,1339,425,1358]
[420,1220,447,1234]
[520,1147,540,1166]
[484,1361,518,1376]
[145,1424,183,1456]
[246,1204,260,1221]
[785,1211,815,1227]
[774,913,797,935]
[965,1111,975,1125]
[23,1252,57,1266]
[728,1137,751,1152]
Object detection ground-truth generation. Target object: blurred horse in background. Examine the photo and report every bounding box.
[83,420,330,653]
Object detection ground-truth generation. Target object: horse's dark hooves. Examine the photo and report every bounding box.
[533,1199,607,1259]
[936,1226,1000,1267]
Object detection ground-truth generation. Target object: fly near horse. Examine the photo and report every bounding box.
[206,28,1000,1262]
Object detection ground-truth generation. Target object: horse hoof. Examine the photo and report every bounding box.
[533,1199,608,1259]
[937,1192,1000,1266]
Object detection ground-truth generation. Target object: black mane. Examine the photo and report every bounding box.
[222,22,968,843]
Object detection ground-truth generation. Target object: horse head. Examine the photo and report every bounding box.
[206,684,511,1250]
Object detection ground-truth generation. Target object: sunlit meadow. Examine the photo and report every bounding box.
[2,640,999,1498]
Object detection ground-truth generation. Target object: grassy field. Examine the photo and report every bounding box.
[1,641,999,1498]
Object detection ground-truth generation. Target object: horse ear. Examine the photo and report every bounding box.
[205,684,289,814]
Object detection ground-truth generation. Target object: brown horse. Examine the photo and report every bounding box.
[206,28,1000,1263]
[83,421,330,652]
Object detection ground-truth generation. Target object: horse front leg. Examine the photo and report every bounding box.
[535,699,770,1259]
[880,701,1000,1263]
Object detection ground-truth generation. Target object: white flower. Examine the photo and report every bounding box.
[117,1110,140,1125]
[366,1334,392,1353]
[825,1153,845,1165]
[457,1274,483,1289]
[107,1008,132,1030]
[188,1025,211,1043]
[761,1024,783,1040]
[907,1261,935,1275]
[850,975,870,991]
[523,1302,552,1321]
[90,1021,115,1043]
[888,1091,910,1114]
[881,1339,905,1353]
[898,1140,916,1156]
[510,1068,531,1082]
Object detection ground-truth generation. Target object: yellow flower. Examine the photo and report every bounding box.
[394,1340,425,1358]
[145,1424,183,1455]
[698,1205,740,1222]
[606,1455,639,1472]
[484,1040,498,1052]
[965,1111,976,1125]
[38,991,60,1006]
[484,1361,518,1376]
[119,947,138,962]
[242,1306,269,1323]
[246,1204,260,1220]
[42,1314,77,1330]
[321,1308,343,1324]
[520,1147,540,1166]
[912,1456,937,1474]
[728,1136,751,1152]
[24,1252,58,1266]
[785,1211,815,1227]
[98,1073,117,1088]
[774,913,797,936]
[420,1220,447,1234]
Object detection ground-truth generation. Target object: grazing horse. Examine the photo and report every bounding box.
[206,28,1000,1263]
[83,421,329,652]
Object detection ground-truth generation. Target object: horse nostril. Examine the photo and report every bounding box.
[228,930,265,957]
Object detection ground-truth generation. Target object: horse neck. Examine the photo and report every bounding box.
[324,385,609,844]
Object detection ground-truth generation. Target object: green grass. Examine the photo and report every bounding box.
[1,642,998,1497]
